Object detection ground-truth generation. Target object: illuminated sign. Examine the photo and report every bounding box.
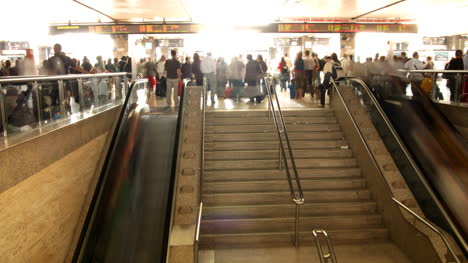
[277,23,418,33]
[49,23,418,35]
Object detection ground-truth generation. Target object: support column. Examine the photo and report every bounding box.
[340,33,356,59]
[112,34,128,59]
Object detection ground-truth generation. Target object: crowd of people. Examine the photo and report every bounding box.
[1,43,468,106]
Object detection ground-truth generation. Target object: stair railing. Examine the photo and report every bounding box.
[313,230,338,263]
[330,78,462,263]
[194,202,203,263]
[263,77,305,247]
[199,77,207,202]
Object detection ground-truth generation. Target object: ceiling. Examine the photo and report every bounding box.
[22,0,468,23]
[1,0,467,40]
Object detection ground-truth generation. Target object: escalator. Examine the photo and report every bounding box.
[72,80,184,263]
[341,77,468,256]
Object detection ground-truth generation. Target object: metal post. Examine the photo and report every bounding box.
[295,204,300,247]
[77,78,85,112]
[0,84,8,137]
[57,80,66,118]
[33,82,42,127]
[113,76,119,100]
[279,133,283,170]
[92,77,99,106]
[454,73,461,103]
[123,75,128,96]
[431,73,437,100]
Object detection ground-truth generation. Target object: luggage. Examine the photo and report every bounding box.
[420,77,433,94]
[289,84,296,99]
[178,81,183,96]
[224,88,233,98]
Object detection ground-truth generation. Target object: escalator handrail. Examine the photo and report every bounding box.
[344,77,467,253]
[330,78,464,262]
[72,78,148,262]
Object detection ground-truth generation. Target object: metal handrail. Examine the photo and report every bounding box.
[313,230,338,263]
[345,77,467,254]
[398,69,468,74]
[194,202,203,263]
[330,78,462,263]
[263,77,304,247]
[199,78,207,203]
[0,72,129,84]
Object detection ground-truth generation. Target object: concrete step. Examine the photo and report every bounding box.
[201,214,383,234]
[206,117,337,126]
[205,132,344,142]
[204,168,362,182]
[205,140,347,151]
[205,149,353,160]
[205,124,342,134]
[203,178,366,193]
[204,158,358,170]
[203,202,378,220]
[199,228,389,249]
[206,109,335,118]
[202,189,372,206]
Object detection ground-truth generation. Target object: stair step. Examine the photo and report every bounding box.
[206,110,335,118]
[205,132,344,142]
[205,158,358,170]
[203,178,366,193]
[206,117,337,126]
[201,214,383,234]
[205,149,353,160]
[204,168,362,182]
[203,202,378,219]
[205,124,341,134]
[205,140,347,151]
[202,190,372,206]
[199,228,389,248]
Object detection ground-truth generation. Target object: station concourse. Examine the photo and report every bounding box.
[1,0,468,262]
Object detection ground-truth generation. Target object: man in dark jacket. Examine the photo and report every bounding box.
[446,50,464,101]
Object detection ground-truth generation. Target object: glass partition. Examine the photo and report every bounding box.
[0,73,129,146]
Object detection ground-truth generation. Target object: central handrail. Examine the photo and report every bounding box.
[313,229,338,263]
[330,78,463,263]
[199,78,207,202]
[263,77,304,247]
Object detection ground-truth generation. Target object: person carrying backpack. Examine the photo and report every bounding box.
[278,57,290,92]
[320,56,334,106]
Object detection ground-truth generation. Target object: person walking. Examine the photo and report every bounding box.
[229,56,245,100]
[294,51,305,99]
[278,57,290,92]
[216,57,228,99]
[164,50,181,106]
[201,52,217,104]
[192,53,203,86]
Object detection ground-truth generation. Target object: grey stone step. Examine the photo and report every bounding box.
[202,202,378,220]
[205,124,341,134]
[205,131,344,142]
[205,149,353,160]
[205,140,347,151]
[204,158,358,170]
[202,189,372,206]
[199,228,389,249]
[203,178,366,193]
[201,214,383,234]
[206,116,337,126]
[204,168,362,182]
[206,109,335,118]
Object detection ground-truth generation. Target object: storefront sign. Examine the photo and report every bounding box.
[0,41,29,50]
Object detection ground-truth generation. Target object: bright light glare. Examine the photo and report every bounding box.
[187,0,280,26]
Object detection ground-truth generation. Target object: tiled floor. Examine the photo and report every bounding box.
[201,243,412,263]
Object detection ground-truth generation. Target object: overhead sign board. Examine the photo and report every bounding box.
[50,23,418,35]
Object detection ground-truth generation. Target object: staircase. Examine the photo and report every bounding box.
[200,109,388,248]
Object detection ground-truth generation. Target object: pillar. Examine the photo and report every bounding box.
[340,33,356,59]
[112,34,128,59]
